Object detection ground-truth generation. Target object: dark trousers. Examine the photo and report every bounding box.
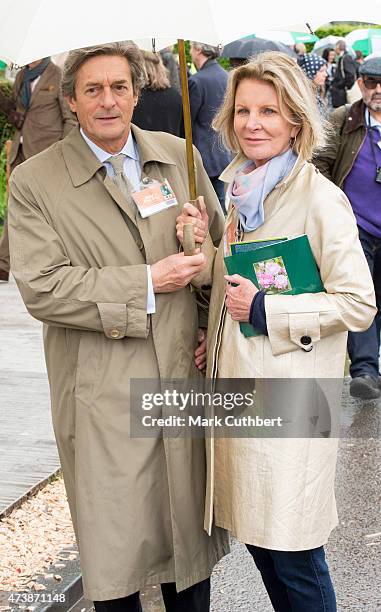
[209,176,226,215]
[0,147,25,275]
[246,544,336,612]
[93,578,210,612]
[348,226,381,379]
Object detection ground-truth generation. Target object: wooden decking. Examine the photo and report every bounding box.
[0,276,60,516]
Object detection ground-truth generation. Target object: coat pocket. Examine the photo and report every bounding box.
[75,331,102,408]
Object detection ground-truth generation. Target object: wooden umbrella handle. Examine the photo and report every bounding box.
[183,224,196,256]
[182,196,205,255]
[178,39,197,202]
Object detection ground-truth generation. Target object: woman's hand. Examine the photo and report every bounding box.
[176,196,209,246]
[195,328,207,372]
[224,274,258,322]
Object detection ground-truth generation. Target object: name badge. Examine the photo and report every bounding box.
[132,178,178,218]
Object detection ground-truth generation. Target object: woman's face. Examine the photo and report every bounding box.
[313,65,328,88]
[233,78,298,167]
[328,50,335,64]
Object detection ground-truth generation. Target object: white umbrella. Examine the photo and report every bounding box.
[365,51,381,59]
[345,28,381,56]
[1,0,381,66]
[1,1,380,198]
[313,35,343,55]
[313,35,357,57]
[252,30,318,45]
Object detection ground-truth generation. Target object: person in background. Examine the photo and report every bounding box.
[315,57,381,401]
[160,46,181,92]
[132,50,183,136]
[177,50,375,612]
[293,42,307,65]
[0,56,76,282]
[355,50,365,76]
[189,42,231,213]
[331,40,357,108]
[299,53,328,117]
[229,58,247,69]
[322,47,336,111]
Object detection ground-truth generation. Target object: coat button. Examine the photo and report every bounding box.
[110,329,120,339]
[300,335,312,346]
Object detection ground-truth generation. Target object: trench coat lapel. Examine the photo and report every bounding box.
[131,124,178,168]
[62,126,139,229]
[62,124,187,229]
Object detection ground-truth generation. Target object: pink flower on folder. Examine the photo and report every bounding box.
[273,274,289,289]
[254,255,291,293]
[265,261,282,275]
[256,272,275,288]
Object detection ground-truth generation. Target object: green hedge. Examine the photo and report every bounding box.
[0,80,14,147]
[315,23,381,39]
[302,24,380,53]
[0,80,14,228]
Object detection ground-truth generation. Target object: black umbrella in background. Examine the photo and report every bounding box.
[221,37,296,59]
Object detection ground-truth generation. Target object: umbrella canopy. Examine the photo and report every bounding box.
[365,51,381,60]
[313,35,343,55]
[0,1,380,200]
[221,38,296,59]
[345,28,381,56]
[1,0,381,66]
[252,30,318,45]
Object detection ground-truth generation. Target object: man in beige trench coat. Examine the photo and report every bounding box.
[8,42,228,611]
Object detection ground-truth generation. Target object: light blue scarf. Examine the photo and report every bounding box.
[227,148,298,232]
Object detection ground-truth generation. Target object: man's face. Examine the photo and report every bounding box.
[67,54,138,153]
[358,76,381,113]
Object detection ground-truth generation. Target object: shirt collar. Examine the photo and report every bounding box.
[80,128,140,162]
[61,124,178,188]
[365,108,381,134]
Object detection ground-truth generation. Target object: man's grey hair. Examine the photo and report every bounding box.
[191,42,220,60]
[61,41,146,98]
[336,40,347,52]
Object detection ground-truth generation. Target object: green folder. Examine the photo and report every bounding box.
[224,234,324,338]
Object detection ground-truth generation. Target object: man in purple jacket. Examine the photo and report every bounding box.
[315,57,381,400]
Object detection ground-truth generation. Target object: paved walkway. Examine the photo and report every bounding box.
[0,276,59,515]
[0,278,380,610]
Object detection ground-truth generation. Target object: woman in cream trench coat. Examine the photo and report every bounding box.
[177,52,376,611]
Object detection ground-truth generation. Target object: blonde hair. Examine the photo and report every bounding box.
[213,51,326,161]
[141,50,170,90]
